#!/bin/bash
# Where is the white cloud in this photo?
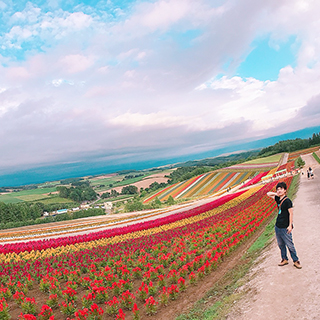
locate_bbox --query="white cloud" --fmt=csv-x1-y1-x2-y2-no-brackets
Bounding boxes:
2,8,94,51
58,54,95,74
6,66,30,80
109,111,200,130
59,12,93,30
51,79,74,87
140,0,191,31
1,0,320,174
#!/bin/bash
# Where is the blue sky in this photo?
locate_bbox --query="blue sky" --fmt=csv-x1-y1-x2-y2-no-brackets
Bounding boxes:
1,0,320,184
236,36,297,81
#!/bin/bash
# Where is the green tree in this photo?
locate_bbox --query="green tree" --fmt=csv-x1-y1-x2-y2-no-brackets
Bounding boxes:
121,185,138,195
166,195,175,206
69,189,82,202
125,200,144,212
29,204,42,220
101,192,111,199
57,186,70,198
111,189,119,198
150,197,162,209
296,156,305,168
82,187,97,201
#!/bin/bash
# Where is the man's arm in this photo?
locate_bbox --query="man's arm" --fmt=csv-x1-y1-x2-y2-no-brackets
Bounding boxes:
287,207,293,234
267,191,276,199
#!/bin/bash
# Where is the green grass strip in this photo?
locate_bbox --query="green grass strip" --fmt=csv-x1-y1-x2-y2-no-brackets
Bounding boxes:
312,152,320,164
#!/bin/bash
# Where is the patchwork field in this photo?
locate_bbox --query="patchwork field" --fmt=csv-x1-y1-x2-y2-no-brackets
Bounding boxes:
144,168,276,204
98,172,170,196
90,170,172,194
288,146,320,161
0,187,58,204
0,176,293,320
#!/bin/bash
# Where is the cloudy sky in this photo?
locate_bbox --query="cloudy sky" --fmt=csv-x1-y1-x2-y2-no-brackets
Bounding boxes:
1,0,320,181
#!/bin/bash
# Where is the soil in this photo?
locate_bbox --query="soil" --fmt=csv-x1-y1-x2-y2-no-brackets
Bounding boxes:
226,153,320,320
99,172,170,195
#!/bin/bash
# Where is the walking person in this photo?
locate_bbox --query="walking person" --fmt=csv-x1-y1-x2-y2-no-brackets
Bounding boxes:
267,181,302,269
309,167,314,179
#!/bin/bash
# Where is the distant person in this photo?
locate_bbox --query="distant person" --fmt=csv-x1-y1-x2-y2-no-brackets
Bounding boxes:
267,182,302,269
309,167,314,179
307,169,310,179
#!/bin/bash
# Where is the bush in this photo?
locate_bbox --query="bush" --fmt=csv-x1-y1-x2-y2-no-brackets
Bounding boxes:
295,156,305,168
125,201,144,212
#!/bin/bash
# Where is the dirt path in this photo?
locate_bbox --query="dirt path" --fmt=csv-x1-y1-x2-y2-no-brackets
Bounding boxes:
279,152,289,166
227,153,320,319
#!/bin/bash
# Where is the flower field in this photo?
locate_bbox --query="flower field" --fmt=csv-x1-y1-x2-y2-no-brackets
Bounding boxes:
143,154,288,204
0,177,293,319
288,146,320,161
143,170,267,203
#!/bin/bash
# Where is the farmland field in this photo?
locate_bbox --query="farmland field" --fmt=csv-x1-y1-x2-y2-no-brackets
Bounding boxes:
90,170,172,193
240,153,283,164
144,168,269,204
0,187,57,204
288,146,320,161
0,176,293,320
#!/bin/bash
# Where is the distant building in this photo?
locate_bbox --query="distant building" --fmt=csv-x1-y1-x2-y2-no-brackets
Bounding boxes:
57,209,68,214
104,202,113,214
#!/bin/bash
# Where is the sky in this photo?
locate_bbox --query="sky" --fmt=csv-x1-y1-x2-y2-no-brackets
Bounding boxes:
1,0,320,185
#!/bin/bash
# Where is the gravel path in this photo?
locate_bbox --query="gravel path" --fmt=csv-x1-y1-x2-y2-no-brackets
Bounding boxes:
227,153,320,320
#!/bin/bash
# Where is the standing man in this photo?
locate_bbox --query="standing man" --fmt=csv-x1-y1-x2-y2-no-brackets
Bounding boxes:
267,181,302,269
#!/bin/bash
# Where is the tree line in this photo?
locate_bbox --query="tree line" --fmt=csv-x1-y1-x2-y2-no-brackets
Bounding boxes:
101,185,139,199
57,185,97,202
259,132,320,157
0,202,104,230
0,202,43,225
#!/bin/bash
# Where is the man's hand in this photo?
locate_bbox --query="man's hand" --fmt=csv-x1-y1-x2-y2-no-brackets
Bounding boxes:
287,225,293,234
267,191,277,199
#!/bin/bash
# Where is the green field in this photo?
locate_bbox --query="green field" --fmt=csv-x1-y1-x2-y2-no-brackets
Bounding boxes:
89,175,123,187
32,196,75,205
241,153,282,165
90,170,168,192
95,194,134,205
0,187,57,204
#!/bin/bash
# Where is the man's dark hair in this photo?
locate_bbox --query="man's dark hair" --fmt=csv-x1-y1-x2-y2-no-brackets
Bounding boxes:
276,182,287,190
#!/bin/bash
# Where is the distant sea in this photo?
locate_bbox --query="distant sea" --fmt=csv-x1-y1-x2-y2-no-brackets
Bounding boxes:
1,125,319,188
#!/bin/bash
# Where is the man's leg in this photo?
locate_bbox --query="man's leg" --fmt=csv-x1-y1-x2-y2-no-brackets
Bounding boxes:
275,226,288,261
282,231,299,262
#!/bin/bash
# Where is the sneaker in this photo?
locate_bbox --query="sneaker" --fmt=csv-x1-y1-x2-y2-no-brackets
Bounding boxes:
278,259,289,266
293,261,302,269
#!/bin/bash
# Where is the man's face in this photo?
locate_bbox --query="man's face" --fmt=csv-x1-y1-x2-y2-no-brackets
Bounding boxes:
276,187,286,197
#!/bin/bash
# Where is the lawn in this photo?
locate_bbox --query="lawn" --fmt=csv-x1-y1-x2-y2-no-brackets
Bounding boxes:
241,153,282,165
32,196,75,205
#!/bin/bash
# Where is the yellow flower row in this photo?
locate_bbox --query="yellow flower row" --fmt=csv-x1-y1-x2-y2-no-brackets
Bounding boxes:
0,207,176,241
0,186,262,263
